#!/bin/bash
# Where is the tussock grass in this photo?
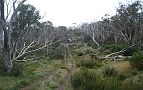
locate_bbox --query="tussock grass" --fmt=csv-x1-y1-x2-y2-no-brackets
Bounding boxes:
0,57,65,90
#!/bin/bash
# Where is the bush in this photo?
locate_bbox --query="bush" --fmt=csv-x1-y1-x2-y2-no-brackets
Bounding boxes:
49,81,59,88
102,66,118,77
120,74,143,90
71,68,121,90
97,77,121,90
71,68,97,90
74,45,95,56
87,41,98,48
12,62,23,77
77,52,83,56
103,44,139,56
85,48,98,55
48,45,65,59
123,47,140,56
103,44,127,52
76,60,102,69
130,51,143,70
0,62,23,77
17,79,30,88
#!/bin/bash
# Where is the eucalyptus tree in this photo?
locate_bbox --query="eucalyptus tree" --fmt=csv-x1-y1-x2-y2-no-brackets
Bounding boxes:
80,22,108,47
110,1,143,44
0,0,41,72
11,4,41,60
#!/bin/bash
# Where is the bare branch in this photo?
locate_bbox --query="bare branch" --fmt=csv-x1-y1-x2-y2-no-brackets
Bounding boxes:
13,41,35,60
12,38,64,61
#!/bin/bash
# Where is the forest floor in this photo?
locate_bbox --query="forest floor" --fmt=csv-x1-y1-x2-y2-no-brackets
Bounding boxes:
0,43,143,90
21,44,76,90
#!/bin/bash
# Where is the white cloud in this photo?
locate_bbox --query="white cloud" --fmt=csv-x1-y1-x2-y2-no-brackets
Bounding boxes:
26,0,137,27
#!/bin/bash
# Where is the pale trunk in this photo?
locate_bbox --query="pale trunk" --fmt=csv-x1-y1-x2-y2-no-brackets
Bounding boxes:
1,0,13,72
92,32,100,47
3,26,13,72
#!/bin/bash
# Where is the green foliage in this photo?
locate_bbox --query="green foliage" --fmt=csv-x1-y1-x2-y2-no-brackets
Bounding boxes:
103,44,127,52
86,49,97,55
83,34,98,48
49,81,59,88
77,60,102,69
71,68,96,90
48,45,65,59
83,35,91,43
0,62,23,77
102,66,118,77
17,79,30,88
71,68,121,90
0,57,64,90
11,4,41,40
123,47,140,56
120,74,143,90
130,51,143,70
73,43,86,49
111,1,143,44
87,41,98,48
77,52,83,56
102,44,139,56
73,43,96,56
96,77,121,90
74,32,81,36
12,62,23,77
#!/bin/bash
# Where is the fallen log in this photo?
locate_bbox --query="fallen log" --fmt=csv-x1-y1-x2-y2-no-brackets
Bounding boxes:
102,44,136,60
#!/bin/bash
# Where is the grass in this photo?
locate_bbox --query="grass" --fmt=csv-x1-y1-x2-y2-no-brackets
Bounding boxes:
0,57,66,90
71,60,143,90
32,68,68,90
0,43,143,90
70,44,143,90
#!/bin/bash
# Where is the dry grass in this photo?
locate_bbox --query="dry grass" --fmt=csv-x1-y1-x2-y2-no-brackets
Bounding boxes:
105,61,132,73
116,61,132,73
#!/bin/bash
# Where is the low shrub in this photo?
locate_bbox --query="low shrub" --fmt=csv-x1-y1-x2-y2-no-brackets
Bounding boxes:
120,75,143,90
116,72,132,80
74,46,95,56
130,51,143,70
17,79,30,88
87,41,98,48
103,44,139,56
97,77,121,90
102,66,118,77
48,45,65,59
12,62,23,77
76,60,102,69
123,47,140,56
86,48,96,55
71,68,121,90
0,62,23,77
71,68,96,90
48,81,59,88
102,44,127,52
77,52,83,56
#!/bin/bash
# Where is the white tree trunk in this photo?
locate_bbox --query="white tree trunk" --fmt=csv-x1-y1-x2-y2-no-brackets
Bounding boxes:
92,32,100,47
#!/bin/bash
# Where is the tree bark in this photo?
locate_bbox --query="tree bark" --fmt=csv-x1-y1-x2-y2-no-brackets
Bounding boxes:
3,24,13,72
1,0,13,72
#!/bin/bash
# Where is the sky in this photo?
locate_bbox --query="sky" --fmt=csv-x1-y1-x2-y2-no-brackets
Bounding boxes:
26,0,137,27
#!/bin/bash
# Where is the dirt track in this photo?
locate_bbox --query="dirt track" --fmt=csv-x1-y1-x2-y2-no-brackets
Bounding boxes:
56,44,76,90
21,44,76,90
